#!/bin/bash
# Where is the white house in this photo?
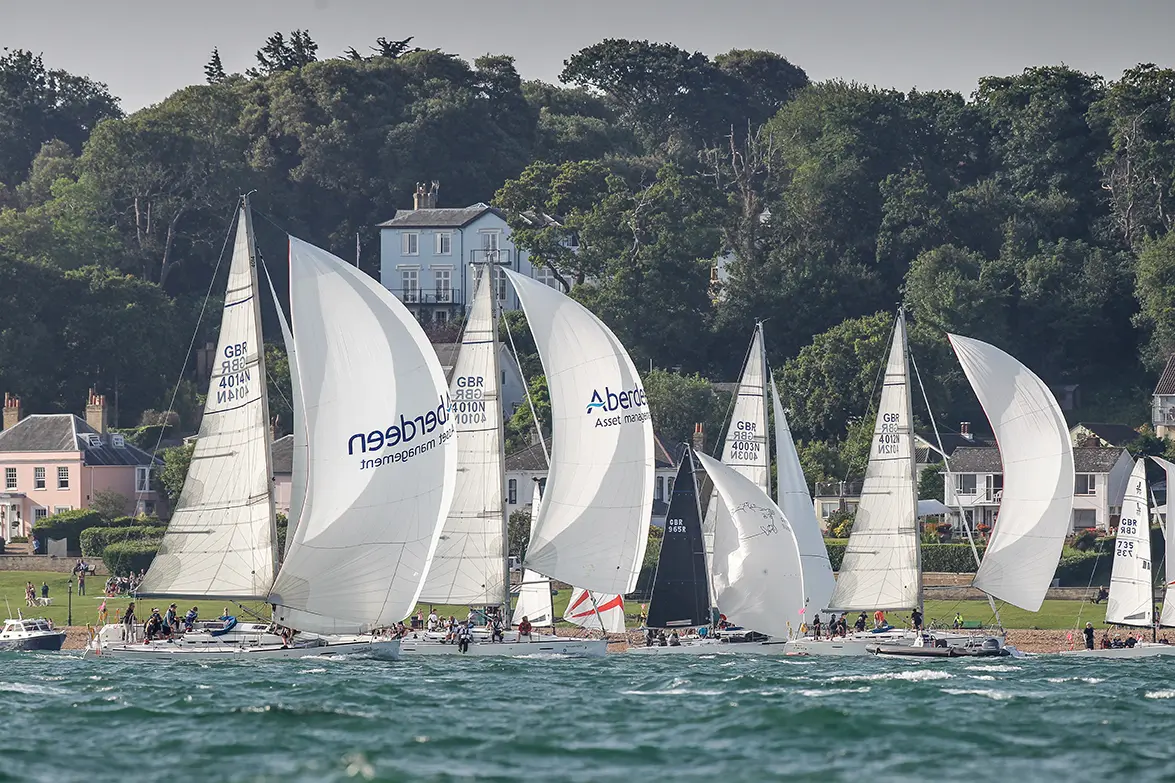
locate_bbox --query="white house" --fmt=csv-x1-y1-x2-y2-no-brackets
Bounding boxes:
1154,355,1175,438
504,434,680,527
377,183,565,324
944,445,1132,533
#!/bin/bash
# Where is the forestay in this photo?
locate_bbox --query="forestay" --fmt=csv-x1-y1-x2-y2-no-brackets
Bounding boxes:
697,453,805,639
1152,456,1175,627
139,207,277,599
1106,459,1153,627
950,334,1074,612
269,238,456,634
772,380,837,614
563,589,626,634
828,316,919,611
702,326,769,572
504,269,652,595
419,273,505,604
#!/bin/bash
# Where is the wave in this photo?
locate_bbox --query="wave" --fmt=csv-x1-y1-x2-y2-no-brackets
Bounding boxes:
941,687,1015,701
1145,690,1175,699
828,670,953,683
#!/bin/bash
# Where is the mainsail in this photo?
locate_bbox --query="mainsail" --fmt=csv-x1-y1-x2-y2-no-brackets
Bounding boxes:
949,334,1074,612
697,452,805,638
828,314,920,611
504,269,653,595
1105,459,1153,627
269,238,456,634
1151,456,1175,626
772,380,837,614
139,206,277,599
646,450,711,628
703,325,770,569
563,589,626,633
419,273,505,604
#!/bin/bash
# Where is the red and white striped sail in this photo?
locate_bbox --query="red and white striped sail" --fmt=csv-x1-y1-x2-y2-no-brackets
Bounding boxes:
563,589,626,634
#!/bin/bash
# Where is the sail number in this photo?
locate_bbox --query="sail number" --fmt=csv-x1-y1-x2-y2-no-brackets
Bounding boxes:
452,375,488,424
876,413,903,455
217,341,251,405
1118,518,1138,537
1117,539,1134,558
730,421,761,460
666,517,687,534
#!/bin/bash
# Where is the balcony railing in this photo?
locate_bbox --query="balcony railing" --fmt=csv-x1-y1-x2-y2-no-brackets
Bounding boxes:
390,288,463,305
470,248,513,266
814,480,864,498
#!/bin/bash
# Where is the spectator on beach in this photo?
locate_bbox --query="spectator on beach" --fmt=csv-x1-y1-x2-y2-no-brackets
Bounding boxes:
32,537,40,555
953,612,963,629
78,572,86,596
40,581,48,600
1083,622,1095,650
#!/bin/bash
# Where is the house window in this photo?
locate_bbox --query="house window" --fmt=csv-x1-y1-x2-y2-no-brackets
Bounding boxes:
34,467,45,490
4,467,14,490
435,268,452,303
481,230,501,251
508,479,517,505
534,266,560,290
434,310,448,324
135,467,152,493
494,268,507,302
954,474,976,495
655,476,665,502
565,231,580,249
401,269,419,303
34,508,47,521
54,506,70,515
435,232,452,256
1076,474,1097,495
402,232,420,256
1073,508,1097,528
57,466,69,490
821,502,839,518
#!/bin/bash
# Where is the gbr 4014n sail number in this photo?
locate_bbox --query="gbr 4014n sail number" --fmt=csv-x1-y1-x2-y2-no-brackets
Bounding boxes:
216,341,251,405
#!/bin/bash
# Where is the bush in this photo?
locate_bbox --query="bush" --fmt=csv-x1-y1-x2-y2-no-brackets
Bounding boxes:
102,539,160,576
826,542,985,573
33,509,105,551
8,535,28,543
827,510,854,539
80,525,166,559
1055,550,1112,586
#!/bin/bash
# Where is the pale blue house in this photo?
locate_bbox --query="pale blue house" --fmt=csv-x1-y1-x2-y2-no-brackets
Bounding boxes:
378,183,562,323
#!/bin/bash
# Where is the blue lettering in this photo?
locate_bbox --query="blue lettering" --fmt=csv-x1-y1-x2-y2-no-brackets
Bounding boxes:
348,432,367,455
386,424,401,447
367,429,384,451
425,410,437,432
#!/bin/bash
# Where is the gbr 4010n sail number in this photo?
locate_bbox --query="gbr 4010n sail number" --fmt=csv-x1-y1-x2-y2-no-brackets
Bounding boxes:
216,341,251,405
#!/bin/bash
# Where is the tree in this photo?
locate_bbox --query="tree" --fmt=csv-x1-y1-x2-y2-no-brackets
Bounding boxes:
641,370,730,452
249,30,318,77
265,342,292,436
713,49,808,125
504,375,550,453
508,508,531,561
1134,230,1175,368
346,36,418,61
919,464,945,502
158,442,194,508
204,48,227,84
91,489,131,520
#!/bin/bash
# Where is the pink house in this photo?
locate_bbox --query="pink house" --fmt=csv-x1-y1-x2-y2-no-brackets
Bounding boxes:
0,392,165,543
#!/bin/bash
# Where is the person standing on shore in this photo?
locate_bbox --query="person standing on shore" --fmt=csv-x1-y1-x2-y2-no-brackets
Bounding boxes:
1083,622,1095,650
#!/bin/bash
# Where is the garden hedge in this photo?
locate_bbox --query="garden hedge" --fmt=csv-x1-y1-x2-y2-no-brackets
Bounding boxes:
80,525,167,559
102,539,161,576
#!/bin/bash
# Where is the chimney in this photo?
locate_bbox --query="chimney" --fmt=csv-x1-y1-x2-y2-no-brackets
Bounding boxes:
413,182,426,210
2,393,22,431
960,421,972,441
692,423,705,452
427,180,439,208
85,388,108,434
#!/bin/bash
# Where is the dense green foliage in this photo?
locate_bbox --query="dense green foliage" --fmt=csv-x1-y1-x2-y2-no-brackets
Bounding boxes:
1,34,1173,476
79,525,167,559
102,539,161,576
31,509,104,551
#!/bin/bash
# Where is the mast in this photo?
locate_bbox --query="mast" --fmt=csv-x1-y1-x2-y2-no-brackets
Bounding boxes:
758,321,772,496
488,264,511,618
898,309,922,614
242,193,280,581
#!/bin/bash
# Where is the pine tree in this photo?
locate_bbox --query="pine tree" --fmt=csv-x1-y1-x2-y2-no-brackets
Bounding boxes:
204,47,227,84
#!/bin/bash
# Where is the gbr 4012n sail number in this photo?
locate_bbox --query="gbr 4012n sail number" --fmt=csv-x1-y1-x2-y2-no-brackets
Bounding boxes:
217,341,251,405
877,412,902,455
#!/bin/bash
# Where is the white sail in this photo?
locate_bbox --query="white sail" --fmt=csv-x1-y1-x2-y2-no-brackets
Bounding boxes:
1152,456,1175,626
696,452,805,638
949,334,1074,612
1106,459,1153,627
512,570,554,627
269,238,456,634
828,316,919,611
703,326,770,569
419,273,505,604
772,379,837,614
504,269,652,595
563,588,626,633
139,207,276,599
263,266,308,555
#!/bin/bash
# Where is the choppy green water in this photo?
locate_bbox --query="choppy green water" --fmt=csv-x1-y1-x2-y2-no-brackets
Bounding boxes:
3,651,1173,782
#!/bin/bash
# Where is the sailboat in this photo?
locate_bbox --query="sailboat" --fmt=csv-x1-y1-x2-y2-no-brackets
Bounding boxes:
1061,458,1175,657
399,270,609,657
89,201,455,659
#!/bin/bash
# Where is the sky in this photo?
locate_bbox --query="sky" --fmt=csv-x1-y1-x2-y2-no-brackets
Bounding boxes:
4,0,1173,112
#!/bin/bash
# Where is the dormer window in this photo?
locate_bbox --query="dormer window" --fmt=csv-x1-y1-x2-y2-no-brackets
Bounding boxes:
111,433,125,448
84,433,101,447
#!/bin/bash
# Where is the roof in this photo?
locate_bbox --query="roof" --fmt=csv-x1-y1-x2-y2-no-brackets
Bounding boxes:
0,414,161,466
948,444,1126,474
272,435,293,475
915,430,995,460
1072,422,1138,448
376,204,503,229
947,446,1003,474
1156,355,1175,395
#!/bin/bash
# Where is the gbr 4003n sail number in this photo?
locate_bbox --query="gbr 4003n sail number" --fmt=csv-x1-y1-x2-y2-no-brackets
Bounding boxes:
216,342,252,405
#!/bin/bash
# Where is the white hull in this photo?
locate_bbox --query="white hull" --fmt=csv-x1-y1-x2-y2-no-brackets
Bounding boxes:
84,622,400,660
399,634,606,658
1060,643,1175,658
782,630,919,657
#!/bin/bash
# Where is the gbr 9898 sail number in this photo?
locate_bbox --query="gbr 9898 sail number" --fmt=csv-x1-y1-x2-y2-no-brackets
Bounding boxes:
217,341,252,405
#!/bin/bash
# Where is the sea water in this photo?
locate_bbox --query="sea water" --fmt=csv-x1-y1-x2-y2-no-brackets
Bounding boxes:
2,651,1172,782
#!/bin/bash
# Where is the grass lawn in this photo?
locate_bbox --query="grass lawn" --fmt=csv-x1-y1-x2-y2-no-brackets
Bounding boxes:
921,599,1119,630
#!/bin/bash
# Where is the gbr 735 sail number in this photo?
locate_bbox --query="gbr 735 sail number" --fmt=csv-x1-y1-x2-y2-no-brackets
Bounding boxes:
217,341,252,405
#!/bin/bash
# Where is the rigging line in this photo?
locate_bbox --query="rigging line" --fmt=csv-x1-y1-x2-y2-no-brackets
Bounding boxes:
143,199,242,489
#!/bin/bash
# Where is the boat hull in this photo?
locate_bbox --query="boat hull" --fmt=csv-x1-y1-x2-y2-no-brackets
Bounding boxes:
399,635,606,658
1060,644,1175,658
84,638,400,660
0,632,67,652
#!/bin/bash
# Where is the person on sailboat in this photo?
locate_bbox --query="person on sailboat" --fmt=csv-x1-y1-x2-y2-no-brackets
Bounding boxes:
427,609,439,632
911,608,923,632
490,615,504,643
668,631,681,647
812,615,822,638
1083,622,1095,650
855,613,867,632
518,616,533,642
873,609,885,629
457,622,472,653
